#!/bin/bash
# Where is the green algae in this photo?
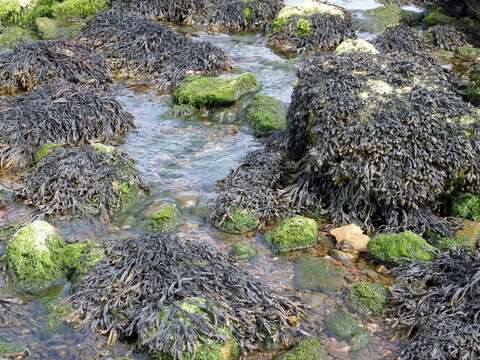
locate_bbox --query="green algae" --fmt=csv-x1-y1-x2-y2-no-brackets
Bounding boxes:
423,8,456,26
453,193,480,220
367,231,437,264
36,16,59,38
348,281,388,315
172,73,259,108
92,143,115,154
245,94,286,135
363,4,420,32
276,337,326,360
51,0,107,20
295,18,310,36
231,242,258,260
145,204,181,233
324,309,371,351
59,240,103,281
218,208,257,234
33,143,61,163
264,216,318,253
294,256,346,292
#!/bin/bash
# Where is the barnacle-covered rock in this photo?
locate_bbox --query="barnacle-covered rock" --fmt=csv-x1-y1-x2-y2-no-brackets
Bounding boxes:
245,94,286,135
15,145,147,217
374,23,434,56
267,0,355,54
0,39,111,94
76,10,231,92
276,337,326,360
145,203,181,233
294,256,346,292
217,207,257,234
427,24,469,51
264,216,318,253
0,81,134,171
367,232,437,264
348,281,388,316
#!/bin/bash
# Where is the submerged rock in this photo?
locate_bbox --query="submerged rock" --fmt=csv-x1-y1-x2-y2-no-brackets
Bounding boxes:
323,310,371,352
267,0,354,54
330,224,369,252
275,337,326,360
348,281,388,316
294,256,346,292
0,338,27,358
362,4,421,33
217,207,258,234
264,216,318,253
231,242,259,260
145,203,181,233
245,94,286,135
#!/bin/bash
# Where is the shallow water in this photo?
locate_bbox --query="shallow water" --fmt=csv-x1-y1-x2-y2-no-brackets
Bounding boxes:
0,0,405,359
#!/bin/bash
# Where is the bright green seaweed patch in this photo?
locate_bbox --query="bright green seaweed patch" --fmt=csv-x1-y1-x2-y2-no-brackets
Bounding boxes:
368,231,437,264
145,204,181,233
294,256,346,292
231,242,258,260
264,216,318,253
51,0,108,20
172,73,259,108
453,193,480,220
58,240,103,280
348,281,388,315
276,337,326,360
34,143,61,163
295,18,310,36
245,94,286,135
324,309,371,351
218,208,257,234
36,16,59,38
363,4,420,32
423,7,456,26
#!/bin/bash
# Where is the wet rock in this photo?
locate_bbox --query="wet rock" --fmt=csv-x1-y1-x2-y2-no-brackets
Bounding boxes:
324,310,371,352
231,242,259,260
452,219,480,249
45,300,76,330
330,224,369,252
245,94,286,135
294,256,346,292
145,203,181,233
348,281,388,316
217,207,258,234
335,39,378,55
51,0,107,20
264,216,318,253
275,337,327,360
367,231,437,265
328,249,353,264
362,4,421,33
267,0,354,54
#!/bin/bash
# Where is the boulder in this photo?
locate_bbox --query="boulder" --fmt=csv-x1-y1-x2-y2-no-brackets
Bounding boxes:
330,224,369,252
245,94,286,135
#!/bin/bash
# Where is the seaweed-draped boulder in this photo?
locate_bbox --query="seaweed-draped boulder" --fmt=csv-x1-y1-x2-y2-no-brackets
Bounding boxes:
0,81,134,171
75,10,231,92
68,233,302,358
267,1,355,54
285,51,480,236
0,39,111,94
15,145,146,217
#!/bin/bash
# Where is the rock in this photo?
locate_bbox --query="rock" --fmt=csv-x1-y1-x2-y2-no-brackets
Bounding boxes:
363,4,421,33
335,39,378,55
330,224,369,252
231,242,258,260
36,17,60,39
324,309,361,340
294,256,346,292
245,94,286,135
218,208,257,234
139,297,240,360
348,281,388,316
367,231,437,264
452,220,480,249
328,249,353,264
145,203,181,233
276,337,327,360
51,0,108,20
33,143,61,163
264,216,318,253
172,73,259,109
0,26,32,47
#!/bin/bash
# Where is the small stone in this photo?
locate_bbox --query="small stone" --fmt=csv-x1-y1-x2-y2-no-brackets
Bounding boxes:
231,242,259,260
330,224,369,252
375,265,388,273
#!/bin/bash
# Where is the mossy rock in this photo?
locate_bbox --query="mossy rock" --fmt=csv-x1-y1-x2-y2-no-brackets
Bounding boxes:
363,4,421,32
276,337,326,360
367,231,437,264
0,25,33,47
348,281,388,316
335,39,378,55
324,309,370,351
36,16,60,39
172,73,259,109
0,0,23,26
51,0,108,20
450,220,480,249
264,216,318,253
140,297,240,360
245,94,286,135
58,240,103,280
33,143,62,163
145,204,181,233
294,256,346,292
218,208,257,234
0,338,27,357
423,8,456,26
230,242,258,260
453,193,480,220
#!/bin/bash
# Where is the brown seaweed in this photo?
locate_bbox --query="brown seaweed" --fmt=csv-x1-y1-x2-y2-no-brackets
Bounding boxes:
0,39,111,95
68,233,303,359
0,81,134,171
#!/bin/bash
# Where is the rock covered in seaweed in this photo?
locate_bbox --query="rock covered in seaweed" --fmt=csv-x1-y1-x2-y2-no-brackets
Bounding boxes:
75,10,231,92
0,81,134,171
68,233,303,359
348,281,388,316
245,94,286,135
15,145,147,218
264,215,318,253
267,0,355,54
275,337,326,360
0,39,111,94
466,0,480,18
145,203,181,233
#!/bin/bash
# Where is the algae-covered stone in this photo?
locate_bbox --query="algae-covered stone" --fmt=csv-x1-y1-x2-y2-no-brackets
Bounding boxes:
324,309,362,340
294,256,346,292
350,329,372,352
362,4,421,33
231,242,258,260
36,16,60,39
172,73,259,108
51,0,108,20
218,208,257,234
276,337,326,360
0,0,22,25
453,193,480,220
145,204,181,233
58,240,103,280
335,39,378,55
468,64,480,102
5,220,64,290
0,25,32,47
264,216,318,253
140,297,239,360
423,8,456,26
33,143,61,163
367,231,437,264
245,94,286,135
0,338,27,357
348,281,388,315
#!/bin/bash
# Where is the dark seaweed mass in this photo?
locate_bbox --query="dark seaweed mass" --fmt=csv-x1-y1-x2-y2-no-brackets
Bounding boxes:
267,6,355,53
375,24,434,56
15,145,146,217
69,233,302,359
284,51,480,236
428,25,469,51
0,81,134,171
389,248,480,360
76,10,231,91
0,40,111,95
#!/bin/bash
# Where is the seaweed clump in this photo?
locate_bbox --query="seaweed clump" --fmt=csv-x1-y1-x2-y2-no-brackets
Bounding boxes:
76,10,231,92
15,145,146,217
0,81,134,171
374,24,434,56
0,39,111,94
389,248,480,359
68,233,302,359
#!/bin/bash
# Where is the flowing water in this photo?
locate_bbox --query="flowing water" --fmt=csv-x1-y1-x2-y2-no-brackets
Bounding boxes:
0,1,421,359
